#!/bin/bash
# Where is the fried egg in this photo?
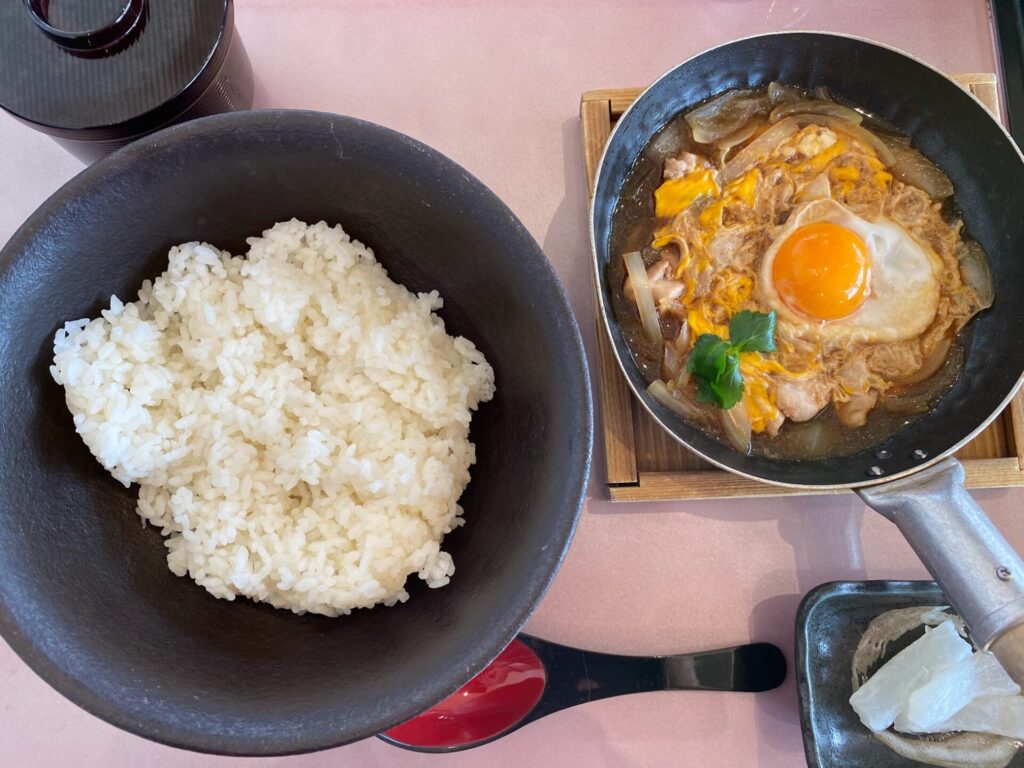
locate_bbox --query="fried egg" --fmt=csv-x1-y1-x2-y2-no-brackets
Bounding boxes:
759,199,942,344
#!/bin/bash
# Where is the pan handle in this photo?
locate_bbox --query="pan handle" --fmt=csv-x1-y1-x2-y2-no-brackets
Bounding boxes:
857,457,1024,685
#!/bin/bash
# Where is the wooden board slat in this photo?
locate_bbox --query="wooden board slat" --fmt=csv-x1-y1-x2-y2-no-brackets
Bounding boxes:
582,72,1024,501
954,412,1009,461
595,320,639,485
609,459,1024,502
630,398,709,472
1012,394,1024,469
580,96,638,485
580,99,612,197
582,87,645,116
955,73,1000,118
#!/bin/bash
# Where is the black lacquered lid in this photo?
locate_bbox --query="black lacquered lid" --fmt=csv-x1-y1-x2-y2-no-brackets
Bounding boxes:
0,0,229,135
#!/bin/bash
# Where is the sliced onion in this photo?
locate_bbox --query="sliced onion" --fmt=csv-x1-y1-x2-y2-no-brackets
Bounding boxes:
646,118,684,165
885,141,954,200
676,320,690,351
648,379,703,421
720,117,799,182
877,131,912,148
880,394,932,416
889,336,954,386
768,81,804,106
788,114,896,165
882,343,964,415
957,240,995,310
770,100,863,124
814,85,832,101
661,341,683,381
712,119,764,166
720,400,753,455
660,323,690,381
796,173,832,202
685,90,770,145
783,418,829,458
623,251,662,344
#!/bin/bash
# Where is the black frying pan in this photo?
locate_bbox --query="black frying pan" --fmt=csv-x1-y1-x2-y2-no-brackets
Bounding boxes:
591,33,1024,679
0,111,592,754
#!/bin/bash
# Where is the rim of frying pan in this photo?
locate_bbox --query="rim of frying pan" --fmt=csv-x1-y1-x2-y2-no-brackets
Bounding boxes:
589,31,1024,491
0,109,593,756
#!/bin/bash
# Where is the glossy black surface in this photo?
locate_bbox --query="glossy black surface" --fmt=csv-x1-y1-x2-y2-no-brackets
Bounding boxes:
0,0,254,160
796,580,1024,768
0,110,592,755
995,0,1024,148
384,635,787,753
592,33,1024,487
521,636,786,719
23,0,146,52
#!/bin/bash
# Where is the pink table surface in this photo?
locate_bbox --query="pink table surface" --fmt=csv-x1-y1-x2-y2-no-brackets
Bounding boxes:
0,1,1018,766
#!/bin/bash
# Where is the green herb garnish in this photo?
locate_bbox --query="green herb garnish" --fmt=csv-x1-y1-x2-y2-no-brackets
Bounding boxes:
685,310,776,409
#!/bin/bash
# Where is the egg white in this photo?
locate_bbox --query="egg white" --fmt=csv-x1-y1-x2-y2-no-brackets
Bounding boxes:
758,199,942,345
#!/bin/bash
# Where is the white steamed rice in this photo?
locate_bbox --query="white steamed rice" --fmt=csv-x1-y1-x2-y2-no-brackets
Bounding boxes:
50,219,495,616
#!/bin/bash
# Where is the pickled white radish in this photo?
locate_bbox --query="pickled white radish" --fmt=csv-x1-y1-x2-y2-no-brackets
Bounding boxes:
930,695,1024,740
895,651,1020,733
849,619,972,732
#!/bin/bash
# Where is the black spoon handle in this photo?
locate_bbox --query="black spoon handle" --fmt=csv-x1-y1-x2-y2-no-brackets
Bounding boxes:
518,636,787,726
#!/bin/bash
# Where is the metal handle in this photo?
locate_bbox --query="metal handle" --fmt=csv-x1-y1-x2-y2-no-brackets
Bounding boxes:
858,458,1024,684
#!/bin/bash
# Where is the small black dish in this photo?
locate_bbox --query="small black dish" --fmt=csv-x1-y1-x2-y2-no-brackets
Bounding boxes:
796,580,1024,768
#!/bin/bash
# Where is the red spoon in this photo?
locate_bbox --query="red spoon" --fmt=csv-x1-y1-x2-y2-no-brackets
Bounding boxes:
380,635,786,752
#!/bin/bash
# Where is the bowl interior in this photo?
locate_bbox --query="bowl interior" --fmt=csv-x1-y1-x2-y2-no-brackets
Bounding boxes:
0,111,591,754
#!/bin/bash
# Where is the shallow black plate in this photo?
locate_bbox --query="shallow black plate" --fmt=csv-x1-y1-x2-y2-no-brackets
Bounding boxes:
796,580,1024,768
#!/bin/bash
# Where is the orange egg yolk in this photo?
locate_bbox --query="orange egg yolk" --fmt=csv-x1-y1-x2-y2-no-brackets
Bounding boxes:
772,222,872,320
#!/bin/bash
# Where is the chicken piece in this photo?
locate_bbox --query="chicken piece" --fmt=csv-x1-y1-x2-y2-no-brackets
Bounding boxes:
836,355,875,395
652,279,685,304
708,226,765,270
623,258,668,302
624,257,685,304
776,376,830,422
866,342,922,382
885,182,932,227
872,335,955,387
664,152,712,179
836,390,878,427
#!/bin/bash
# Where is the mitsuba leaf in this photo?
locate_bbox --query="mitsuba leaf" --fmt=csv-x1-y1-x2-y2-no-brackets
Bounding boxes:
728,310,776,354
683,311,775,409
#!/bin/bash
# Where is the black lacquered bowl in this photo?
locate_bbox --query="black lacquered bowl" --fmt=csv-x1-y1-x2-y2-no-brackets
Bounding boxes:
0,110,592,755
